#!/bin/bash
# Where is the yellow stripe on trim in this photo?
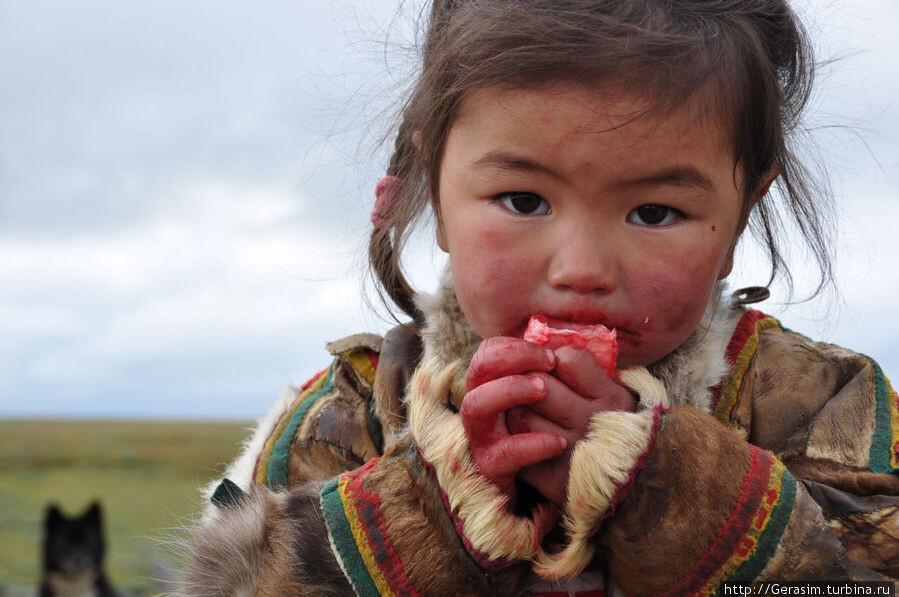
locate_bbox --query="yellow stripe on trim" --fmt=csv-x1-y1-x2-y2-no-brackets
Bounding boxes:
887,374,899,470
337,475,397,597
254,369,330,485
346,350,377,386
699,458,786,594
714,317,779,424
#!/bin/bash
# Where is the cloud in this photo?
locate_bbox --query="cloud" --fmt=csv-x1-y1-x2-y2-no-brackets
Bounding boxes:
0,1,897,418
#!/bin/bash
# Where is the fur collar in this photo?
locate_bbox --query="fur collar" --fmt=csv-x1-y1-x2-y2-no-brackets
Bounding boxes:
415,265,745,413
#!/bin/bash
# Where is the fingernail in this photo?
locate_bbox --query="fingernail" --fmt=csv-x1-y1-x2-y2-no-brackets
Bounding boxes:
544,349,556,366
530,375,546,395
558,437,568,450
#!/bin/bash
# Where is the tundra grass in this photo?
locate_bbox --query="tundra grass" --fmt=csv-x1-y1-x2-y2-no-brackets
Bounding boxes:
0,419,250,594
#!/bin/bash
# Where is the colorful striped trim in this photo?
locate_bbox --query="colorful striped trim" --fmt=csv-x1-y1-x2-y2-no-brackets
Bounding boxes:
712,310,780,424
868,361,899,473
253,348,380,489
720,462,797,588
320,461,419,597
661,448,796,596
346,349,379,386
255,363,335,488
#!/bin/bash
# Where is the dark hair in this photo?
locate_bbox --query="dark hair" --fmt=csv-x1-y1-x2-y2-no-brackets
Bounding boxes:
369,0,833,323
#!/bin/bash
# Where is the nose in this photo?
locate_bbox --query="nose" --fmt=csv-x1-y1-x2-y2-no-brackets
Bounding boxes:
546,227,618,295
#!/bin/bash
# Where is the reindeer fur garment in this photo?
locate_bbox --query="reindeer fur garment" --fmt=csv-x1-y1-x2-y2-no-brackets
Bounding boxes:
175,264,899,594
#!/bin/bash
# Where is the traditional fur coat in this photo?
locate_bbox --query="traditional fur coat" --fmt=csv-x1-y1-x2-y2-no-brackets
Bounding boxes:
175,274,899,595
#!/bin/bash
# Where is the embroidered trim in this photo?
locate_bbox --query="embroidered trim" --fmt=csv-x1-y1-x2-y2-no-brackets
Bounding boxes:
660,448,796,596
253,348,380,488
721,462,797,588
347,350,379,386
868,361,899,473
256,364,336,488
712,310,780,423
321,461,419,597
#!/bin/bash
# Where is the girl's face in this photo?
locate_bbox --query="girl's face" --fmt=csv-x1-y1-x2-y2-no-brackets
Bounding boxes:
436,84,758,368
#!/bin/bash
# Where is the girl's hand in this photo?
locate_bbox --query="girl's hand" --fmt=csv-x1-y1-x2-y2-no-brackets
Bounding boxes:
508,345,636,504
460,336,568,498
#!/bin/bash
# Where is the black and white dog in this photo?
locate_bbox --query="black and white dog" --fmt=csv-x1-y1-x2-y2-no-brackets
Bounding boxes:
39,501,117,597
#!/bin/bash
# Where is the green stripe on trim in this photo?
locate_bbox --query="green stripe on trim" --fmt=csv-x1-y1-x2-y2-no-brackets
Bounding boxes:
718,469,798,589
868,360,897,474
321,476,380,597
266,363,337,489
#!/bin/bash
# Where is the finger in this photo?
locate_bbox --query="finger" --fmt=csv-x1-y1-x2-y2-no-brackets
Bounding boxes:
553,345,636,411
461,375,546,424
467,336,556,391
520,373,597,430
478,433,568,481
506,405,570,438
518,459,570,505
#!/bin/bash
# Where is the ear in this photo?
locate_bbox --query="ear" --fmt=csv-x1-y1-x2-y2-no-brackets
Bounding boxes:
84,501,102,525
754,164,780,203
414,129,450,253
436,221,449,253
719,164,781,280
45,503,63,529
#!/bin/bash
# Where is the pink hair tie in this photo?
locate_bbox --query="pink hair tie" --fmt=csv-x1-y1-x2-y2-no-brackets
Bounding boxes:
371,175,402,228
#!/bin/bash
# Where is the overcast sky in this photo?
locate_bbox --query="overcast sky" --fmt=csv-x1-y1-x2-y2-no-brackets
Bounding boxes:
1,1,897,419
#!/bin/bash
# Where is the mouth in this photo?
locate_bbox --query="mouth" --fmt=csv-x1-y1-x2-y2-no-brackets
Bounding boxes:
523,312,638,337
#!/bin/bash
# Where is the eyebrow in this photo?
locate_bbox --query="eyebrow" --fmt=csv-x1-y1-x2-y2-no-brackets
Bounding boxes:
470,150,716,193
470,150,560,178
622,167,716,193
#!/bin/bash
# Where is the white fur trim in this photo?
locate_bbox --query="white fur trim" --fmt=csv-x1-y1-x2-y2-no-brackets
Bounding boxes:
408,357,554,563
647,286,744,412
415,264,481,369
532,367,665,580
200,387,295,523
619,366,670,410
533,404,658,580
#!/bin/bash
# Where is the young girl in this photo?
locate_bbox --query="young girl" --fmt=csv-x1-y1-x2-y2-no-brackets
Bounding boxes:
178,1,899,594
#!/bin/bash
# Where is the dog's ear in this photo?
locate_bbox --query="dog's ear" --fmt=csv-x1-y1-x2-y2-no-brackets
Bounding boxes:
83,501,102,526
45,503,63,530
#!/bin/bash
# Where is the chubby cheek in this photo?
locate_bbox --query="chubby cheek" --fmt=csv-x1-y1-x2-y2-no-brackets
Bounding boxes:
620,263,720,367
452,245,536,338
454,258,520,335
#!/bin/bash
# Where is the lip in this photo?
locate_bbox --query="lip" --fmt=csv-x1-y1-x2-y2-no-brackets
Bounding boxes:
518,312,640,337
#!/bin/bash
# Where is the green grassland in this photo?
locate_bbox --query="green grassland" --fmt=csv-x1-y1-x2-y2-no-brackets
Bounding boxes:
0,419,251,595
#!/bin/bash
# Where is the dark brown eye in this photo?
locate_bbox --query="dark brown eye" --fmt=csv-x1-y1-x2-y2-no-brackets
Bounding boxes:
498,192,551,215
627,204,680,226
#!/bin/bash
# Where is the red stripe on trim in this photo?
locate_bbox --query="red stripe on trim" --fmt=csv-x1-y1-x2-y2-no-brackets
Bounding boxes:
710,309,771,408
660,448,774,596
301,367,330,391
343,460,419,596
724,310,770,365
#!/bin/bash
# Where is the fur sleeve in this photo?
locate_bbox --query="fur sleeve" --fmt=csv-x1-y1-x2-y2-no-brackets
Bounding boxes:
174,483,353,597
595,406,890,595
529,361,897,592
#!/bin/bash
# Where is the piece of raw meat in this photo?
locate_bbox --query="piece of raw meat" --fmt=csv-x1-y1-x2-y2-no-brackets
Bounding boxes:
523,315,618,376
